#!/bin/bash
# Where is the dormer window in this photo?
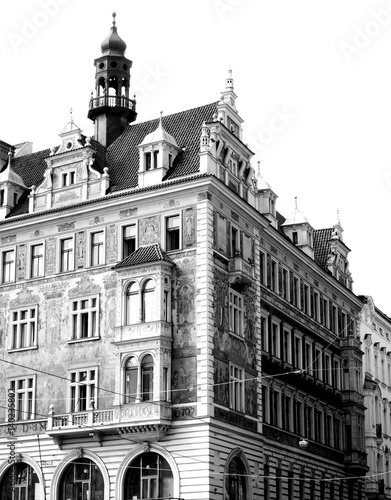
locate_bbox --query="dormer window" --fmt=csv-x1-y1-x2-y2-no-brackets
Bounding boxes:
62,171,76,187
292,232,298,245
0,190,4,206
153,150,159,169
13,193,17,206
169,154,172,168
145,152,152,171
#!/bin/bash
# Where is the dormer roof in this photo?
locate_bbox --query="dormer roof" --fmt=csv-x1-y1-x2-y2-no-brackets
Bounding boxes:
139,114,179,148
112,243,174,269
0,152,26,188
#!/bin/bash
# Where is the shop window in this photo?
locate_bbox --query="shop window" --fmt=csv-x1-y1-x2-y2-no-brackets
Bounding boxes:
124,452,173,500
0,463,40,500
227,457,247,500
59,458,104,500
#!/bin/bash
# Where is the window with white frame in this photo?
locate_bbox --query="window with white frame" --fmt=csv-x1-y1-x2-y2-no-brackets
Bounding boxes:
124,354,155,403
90,231,105,266
62,170,76,187
125,279,157,325
10,306,38,350
69,368,96,412
229,288,243,336
122,224,137,258
70,296,99,340
165,214,180,251
229,364,245,412
30,243,44,278
9,377,35,420
60,237,74,272
142,279,155,322
2,249,15,283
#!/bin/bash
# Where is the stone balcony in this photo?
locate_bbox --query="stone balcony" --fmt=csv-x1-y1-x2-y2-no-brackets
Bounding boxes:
47,401,171,446
114,320,172,344
229,256,254,285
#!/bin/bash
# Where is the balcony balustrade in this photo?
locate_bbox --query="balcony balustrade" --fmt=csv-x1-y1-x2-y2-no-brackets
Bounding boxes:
229,255,254,285
89,95,136,111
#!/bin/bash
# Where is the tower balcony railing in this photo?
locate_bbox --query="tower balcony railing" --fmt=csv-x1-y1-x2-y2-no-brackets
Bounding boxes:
89,95,136,111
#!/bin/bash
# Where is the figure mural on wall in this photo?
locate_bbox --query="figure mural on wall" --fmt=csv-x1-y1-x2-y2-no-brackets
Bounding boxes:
178,284,195,324
243,287,255,342
214,360,229,408
216,213,227,254
183,207,196,248
76,231,86,268
139,215,160,246
213,268,229,333
16,244,26,280
106,224,117,263
46,237,56,274
172,357,196,404
245,378,257,417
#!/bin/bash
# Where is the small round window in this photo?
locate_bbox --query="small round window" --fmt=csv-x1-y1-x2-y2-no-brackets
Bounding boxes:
110,61,118,68
66,141,73,150
99,62,105,69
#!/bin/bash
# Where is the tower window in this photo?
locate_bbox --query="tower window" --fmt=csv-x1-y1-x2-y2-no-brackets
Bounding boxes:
13,193,18,206
292,231,298,244
0,190,4,206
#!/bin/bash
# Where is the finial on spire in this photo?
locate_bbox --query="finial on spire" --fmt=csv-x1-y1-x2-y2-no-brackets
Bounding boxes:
294,196,298,210
7,149,13,168
336,208,341,225
257,160,261,179
112,12,117,27
225,66,234,90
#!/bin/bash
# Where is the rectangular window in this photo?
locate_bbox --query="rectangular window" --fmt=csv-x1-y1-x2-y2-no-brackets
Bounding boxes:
304,341,312,374
145,152,152,171
91,231,104,266
271,322,280,358
294,334,302,369
70,368,96,412
122,224,136,258
283,328,292,364
0,190,4,206
260,251,266,285
10,307,37,350
261,315,268,352
31,243,44,277
229,364,244,412
153,150,159,169
9,377,35,420
271,260,277,292
229,288,243,336
293,275,300,307
282,268,289,300
231,226,239,258
324,354,332,386
71,296,98,340
314,347,322,380
60,238,74,272
2,249,15,283
166,215,180,251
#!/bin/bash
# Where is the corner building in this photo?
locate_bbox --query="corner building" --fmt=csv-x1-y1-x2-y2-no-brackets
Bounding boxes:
0,16,368,500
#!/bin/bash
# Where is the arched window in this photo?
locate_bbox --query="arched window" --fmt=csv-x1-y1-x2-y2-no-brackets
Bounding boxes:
126,282,138,325
124,452,173,500
0,463,40,500
59,458,104,500
108,76,118,96
142,279,155,322
226,457,247,500
125,356,138,404
98,77,106,97
141,354,154,401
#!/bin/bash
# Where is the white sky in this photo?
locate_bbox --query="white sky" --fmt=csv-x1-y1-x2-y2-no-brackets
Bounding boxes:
1,0,390,315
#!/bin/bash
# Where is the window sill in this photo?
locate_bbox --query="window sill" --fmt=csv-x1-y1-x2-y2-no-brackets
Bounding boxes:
67,336,100,344
8,346,38,353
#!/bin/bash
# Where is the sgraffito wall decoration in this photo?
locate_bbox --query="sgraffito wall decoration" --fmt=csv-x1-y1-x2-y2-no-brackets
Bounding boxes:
16,244,26,280
76,231,86,268
212,269,257,417
45,237,56,274
182,207,197,248
139,215,160,246
106,224,117,263
171,251,197,404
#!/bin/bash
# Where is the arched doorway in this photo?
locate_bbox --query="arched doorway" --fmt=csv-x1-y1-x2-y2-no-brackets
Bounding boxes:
0,462,40,500
58,457,104,500
124,452,173,500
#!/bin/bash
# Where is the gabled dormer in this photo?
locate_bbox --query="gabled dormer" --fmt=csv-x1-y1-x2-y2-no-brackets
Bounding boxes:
326,213,353,290
29,113,109,213
199,71,257,208
217,68,244,141
138,113,181,188
282,198,314,258
256,162,278,229
0,150,27,219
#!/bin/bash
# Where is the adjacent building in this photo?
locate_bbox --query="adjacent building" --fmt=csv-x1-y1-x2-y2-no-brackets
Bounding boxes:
0,14,372,500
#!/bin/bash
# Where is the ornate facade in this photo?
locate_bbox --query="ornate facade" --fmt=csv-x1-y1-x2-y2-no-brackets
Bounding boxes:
0,14,371,500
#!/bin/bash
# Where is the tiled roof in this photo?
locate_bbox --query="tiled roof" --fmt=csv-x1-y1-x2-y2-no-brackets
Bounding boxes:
112,244,174,269
106,102,218,191
313,228,333,270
